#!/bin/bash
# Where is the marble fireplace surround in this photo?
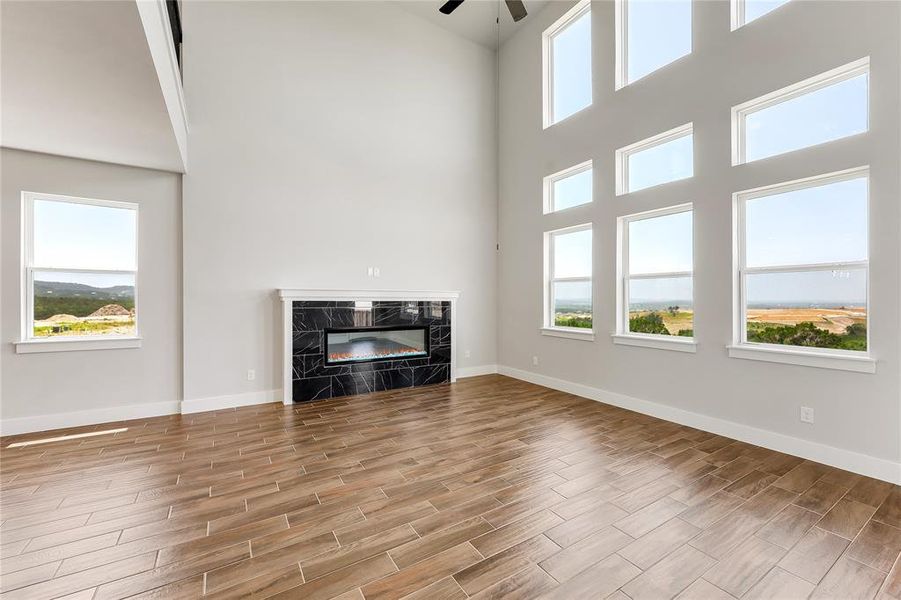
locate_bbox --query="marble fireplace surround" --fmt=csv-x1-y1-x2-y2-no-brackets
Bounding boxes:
279,289,460,404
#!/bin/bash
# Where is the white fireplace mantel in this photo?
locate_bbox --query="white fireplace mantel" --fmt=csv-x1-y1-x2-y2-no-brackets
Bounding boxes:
279,289,460,404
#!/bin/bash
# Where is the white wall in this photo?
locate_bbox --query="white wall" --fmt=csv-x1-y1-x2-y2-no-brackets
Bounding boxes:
498,1,901,478
0,149,182,433
180,1,498,405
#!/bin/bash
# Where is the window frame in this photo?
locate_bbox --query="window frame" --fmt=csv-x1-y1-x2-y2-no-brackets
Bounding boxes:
543,160,593,214
542,0,592,129
615,0,693,89
18,191,141,353
543,223,594,340
731,0,790,30
615,122,694,196
731,57,870,165
614,203,696,353
730,167,874,373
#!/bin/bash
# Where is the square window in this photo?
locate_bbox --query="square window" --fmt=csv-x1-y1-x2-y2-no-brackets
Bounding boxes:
616,123,693,195
733,58,869,164
544,161,592,213
619,206,693,339
617,0,692,88
735,168,869,354
543,0,592,127
733,0,791,29
23,193,138,340
545,225,592,331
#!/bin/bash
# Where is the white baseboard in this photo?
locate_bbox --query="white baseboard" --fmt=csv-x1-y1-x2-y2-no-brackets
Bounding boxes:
498,365,901,485
180,389,283,414
0,400,181,437
457,364,499,378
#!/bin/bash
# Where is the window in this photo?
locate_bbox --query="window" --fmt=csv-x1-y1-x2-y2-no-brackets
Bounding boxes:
21,192,138,349
616,0,692,88
616,123,693,195
732,0,791,29
616,205,694,351
544,225,592,335
544,161,592,213
543,0,592,127
733,168,871,370
733,58,869,164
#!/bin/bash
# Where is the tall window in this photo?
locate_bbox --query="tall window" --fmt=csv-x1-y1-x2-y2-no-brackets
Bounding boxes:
733,0,791,29
543,0,592,127
733,58,869,164
618,205,694,343
617,0,692,88
734,168,868,356
545,225,592,331
616,123,693,195
544,161,592,213
22,192,138,341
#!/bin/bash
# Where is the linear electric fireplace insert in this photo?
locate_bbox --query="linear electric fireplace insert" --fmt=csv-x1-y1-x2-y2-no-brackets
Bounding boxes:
325,326,429,364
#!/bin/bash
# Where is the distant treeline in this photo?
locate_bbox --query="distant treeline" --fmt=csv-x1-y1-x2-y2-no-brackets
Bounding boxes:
747,321,866,351
34,297,135,320
629,312,693,337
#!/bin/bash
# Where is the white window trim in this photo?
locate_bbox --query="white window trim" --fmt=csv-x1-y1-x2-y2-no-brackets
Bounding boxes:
615,123,693,196
615,0,693,89
18,191,141,353
731,167,873,373
731,0,789,30
543,223,593,337
731,57,870,165
542,0,592,129
615,203,696,353
543,160,593,214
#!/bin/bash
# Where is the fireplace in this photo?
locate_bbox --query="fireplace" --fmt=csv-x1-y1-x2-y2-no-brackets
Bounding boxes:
325,326,428,364
279,290,458,403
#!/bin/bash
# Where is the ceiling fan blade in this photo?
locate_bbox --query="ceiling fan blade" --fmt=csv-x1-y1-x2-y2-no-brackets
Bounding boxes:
439,0,465,15
505,0,527,21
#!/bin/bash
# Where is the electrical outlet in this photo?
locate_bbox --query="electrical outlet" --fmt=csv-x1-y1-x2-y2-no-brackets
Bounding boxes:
532,356,539,366
800,406,814,424
247,369,256,381
464,349,471,359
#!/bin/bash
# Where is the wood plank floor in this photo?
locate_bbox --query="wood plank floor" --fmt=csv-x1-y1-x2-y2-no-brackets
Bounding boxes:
1,374,898,599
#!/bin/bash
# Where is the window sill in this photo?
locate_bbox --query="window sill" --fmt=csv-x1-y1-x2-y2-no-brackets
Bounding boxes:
541,327,595,341
727,344,875,374
612,334,697,353
15,337,143,354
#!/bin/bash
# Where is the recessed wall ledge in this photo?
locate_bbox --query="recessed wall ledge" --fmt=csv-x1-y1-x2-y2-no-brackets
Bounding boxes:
541,327,595,341
15,337,142,354
612,333,697,353
727,344,876,374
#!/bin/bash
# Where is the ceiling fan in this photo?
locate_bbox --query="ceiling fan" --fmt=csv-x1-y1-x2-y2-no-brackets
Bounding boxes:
439,0,528,22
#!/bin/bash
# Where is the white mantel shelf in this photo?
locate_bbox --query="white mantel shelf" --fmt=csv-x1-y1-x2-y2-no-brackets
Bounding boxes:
279,289,461,404
279,289,460,301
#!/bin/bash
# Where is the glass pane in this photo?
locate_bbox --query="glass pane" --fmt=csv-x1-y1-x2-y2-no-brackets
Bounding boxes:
552,168,592,211
553,280,592,329
553,228,592,278
33,199,136,270
628,210,692,275
326,328,427,363
744,0,791,25
745,72,868,162
552,9,592,123
32,271,136,338
627,0,692,83
628,277,693,337
746,176,867,268
628,133,693,192
745,269,867,351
